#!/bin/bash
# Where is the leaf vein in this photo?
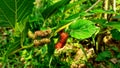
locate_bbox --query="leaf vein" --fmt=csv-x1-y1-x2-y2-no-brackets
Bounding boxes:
17,0,26,12
18,4,29,21
2,0,14,13
0,8,13,27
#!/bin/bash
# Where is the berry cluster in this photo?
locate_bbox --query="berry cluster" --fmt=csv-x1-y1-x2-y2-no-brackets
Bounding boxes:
28,29,51,46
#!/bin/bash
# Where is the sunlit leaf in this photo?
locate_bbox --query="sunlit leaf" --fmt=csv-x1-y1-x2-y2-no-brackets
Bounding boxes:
90,9,115,14
90,9,105,13
69,19,99,40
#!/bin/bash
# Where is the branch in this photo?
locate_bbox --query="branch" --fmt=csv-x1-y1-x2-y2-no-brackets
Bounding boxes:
103,0,109,19
113,0,116,12
9,43,34,55
85,0,101,12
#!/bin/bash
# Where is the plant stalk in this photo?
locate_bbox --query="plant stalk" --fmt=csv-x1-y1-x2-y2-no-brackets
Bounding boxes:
85,0,101,12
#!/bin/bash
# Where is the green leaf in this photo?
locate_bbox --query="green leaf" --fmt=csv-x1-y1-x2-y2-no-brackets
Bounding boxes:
95,50,112,61
21,21,29,46
111,29,120,41
0,0,34,27
69,19,99,40
42,0,70,19
66,12,93,21
108,62,120,68
91,19,107,25
56,19,73,29
111,46,119,52
112,15,120,19
64,0,83,11
66,13,80,20
90,9,106,13
47,38,55,57
90,9,115,14
4,38,20,57
117,53,120,58
106,22,120,31
13,18,29,39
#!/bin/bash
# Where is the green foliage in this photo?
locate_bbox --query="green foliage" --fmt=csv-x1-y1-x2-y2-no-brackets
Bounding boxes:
69,19,99,40
95,50,112,61
112,15,120,19
91,9,116,14
111,46,119,52
29,8,44,31
42,0,70,19
91,19,107,26
106,22,120,31
108,62,120,68
111,29,120,41
64,0,83,11
4,38,20,57
0,0,34,27
117,53,120,58
48,38,55,56
1,0,120,67
0,0,34,58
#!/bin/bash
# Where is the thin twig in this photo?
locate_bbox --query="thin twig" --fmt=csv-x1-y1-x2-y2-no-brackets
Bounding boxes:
85,0,101,12
10,44,34,55
49,56,53,68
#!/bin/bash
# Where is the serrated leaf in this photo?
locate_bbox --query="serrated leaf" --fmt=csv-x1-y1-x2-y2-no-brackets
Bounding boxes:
69,19,99,40
0,0,34,27
95,50,112,61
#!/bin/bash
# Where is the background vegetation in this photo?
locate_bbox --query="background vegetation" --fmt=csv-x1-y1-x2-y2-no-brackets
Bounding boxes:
0,0,120,68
